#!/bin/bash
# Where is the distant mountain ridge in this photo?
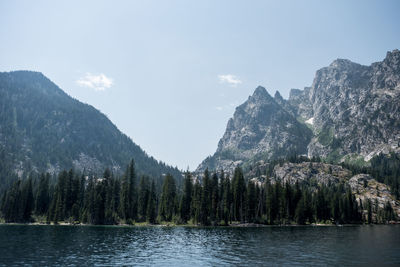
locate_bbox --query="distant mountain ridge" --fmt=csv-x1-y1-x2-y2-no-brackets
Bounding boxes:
0,71,181,180
198,49,400,172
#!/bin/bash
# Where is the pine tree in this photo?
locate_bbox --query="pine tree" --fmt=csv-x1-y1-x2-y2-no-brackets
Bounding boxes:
210,172,219,223
179,171,193,223
119,166,130,222
158,174,177,222
20,178,34,222
128,159,137,221
138,176,150,222
222,174,232,225
35,173,50,215
200,169,211,225
265,177,274,224
232,167,246,222
246,181,257,223
146,180,157,224
191,180,202,224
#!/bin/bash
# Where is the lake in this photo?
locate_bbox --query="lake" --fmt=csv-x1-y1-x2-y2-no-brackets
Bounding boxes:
0,225,399,266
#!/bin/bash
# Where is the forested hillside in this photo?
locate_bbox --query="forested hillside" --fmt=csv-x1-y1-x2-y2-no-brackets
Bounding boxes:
0,71,182,192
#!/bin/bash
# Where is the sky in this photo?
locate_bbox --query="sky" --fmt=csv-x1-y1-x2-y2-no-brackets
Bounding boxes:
0,0,399,170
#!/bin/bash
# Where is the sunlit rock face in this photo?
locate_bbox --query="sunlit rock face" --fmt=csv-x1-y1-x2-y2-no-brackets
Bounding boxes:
307,49,400,161
197,86,312,173
198,49,400,173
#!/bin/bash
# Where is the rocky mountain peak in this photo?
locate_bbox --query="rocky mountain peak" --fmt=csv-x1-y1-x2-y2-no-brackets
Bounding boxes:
196,85,313,173
251,86,271,101
384,49,400,64
328,58,362,70
288,88,302,99
198,49,400,173
274,90,283,101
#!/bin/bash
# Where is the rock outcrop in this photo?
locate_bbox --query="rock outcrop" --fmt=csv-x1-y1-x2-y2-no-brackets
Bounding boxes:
270,162,400,220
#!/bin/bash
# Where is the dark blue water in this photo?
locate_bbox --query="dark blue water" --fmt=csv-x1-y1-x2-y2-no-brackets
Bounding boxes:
0,225,399,266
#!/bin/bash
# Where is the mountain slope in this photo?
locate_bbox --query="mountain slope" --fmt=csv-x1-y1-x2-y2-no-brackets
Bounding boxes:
197,86,313,172
307,49,400,161
0,71,181,179
198,49,400,172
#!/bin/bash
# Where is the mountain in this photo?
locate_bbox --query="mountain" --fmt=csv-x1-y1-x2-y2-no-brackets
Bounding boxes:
0,71,181,181
197,86,313,172
307,49,400,162
198,49,400,172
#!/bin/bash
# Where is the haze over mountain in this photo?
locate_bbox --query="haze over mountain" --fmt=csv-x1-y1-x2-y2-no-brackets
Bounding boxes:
0,71,181,180
198,49,400,173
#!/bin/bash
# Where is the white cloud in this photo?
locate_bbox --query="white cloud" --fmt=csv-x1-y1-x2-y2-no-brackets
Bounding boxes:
215,106,223,111
218,74,242,87
76,73,113,91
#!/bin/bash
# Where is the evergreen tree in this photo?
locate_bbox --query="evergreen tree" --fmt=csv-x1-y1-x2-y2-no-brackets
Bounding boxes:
246,180,257,223
128,159,138,221
232,167,246,222
35,173,50,215
146,180,157,224
222,174,232,225
138,176,150,222
191,180,202,224
200,169,211,225
119,166,130,221
179,171,193,223
210,172,219,223
20,178,34,222
158,174,177,222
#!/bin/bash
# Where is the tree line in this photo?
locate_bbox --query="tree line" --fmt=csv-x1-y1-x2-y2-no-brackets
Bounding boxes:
0,159,396,225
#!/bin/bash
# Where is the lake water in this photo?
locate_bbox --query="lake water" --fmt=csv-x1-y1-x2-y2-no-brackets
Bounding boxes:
0,225,399,266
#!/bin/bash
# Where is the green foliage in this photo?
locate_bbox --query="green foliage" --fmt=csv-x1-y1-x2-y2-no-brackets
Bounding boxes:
342,152,400,199
0,160,393,226
158,174,177,222
146,180,157,224
232,167,246,223
179,171,193,223
0,71,182,191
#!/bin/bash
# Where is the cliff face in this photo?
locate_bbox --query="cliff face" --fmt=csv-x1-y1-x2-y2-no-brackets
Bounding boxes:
196,86,312,173
307,49,400,161
198,49,400,172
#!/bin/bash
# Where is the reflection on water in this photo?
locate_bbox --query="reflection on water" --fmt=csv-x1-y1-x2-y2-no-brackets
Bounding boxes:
0,225,400,266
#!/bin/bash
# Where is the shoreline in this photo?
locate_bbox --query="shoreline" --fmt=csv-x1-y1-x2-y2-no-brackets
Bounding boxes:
1,221,399,227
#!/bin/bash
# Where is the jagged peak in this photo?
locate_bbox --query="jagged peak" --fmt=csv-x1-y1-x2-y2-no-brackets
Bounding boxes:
274,90,283,100
329,58,360,68
386,49,400,58
251,86,272,100
383,49,400,65
288,88,302,99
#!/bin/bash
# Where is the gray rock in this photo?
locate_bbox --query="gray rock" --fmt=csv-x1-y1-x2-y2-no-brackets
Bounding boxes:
196,86,312,173
198,49,400,172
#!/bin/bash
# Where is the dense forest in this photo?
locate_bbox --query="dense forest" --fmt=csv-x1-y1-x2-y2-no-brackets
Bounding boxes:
0,71,182,192
1,158,397,226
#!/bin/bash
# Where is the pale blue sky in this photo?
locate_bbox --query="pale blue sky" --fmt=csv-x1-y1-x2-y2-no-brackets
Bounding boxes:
1,0,399,170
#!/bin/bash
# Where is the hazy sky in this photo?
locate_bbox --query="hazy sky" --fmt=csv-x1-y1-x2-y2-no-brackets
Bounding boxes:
1,0,399,170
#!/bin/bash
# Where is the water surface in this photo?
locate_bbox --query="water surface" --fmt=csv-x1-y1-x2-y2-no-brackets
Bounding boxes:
0,225,399,266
